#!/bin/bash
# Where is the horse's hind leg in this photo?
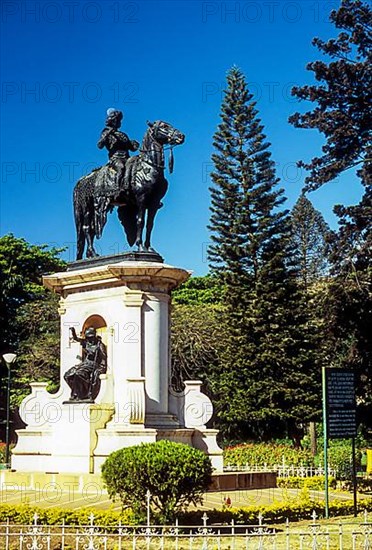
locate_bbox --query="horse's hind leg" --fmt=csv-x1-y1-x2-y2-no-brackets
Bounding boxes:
75,210,85,260
76,229,85,260
87,228,99,258
74,188,85,260
83,210,98,258
84,229,98,258
135,201,146,251
144,204,158,251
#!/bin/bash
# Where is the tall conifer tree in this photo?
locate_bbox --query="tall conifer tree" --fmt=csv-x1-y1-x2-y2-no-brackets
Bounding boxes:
290,196,332,452
208,67,319,443
290,195,331,289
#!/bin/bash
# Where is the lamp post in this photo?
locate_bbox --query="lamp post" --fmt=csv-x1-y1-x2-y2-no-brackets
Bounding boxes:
2,353,17,468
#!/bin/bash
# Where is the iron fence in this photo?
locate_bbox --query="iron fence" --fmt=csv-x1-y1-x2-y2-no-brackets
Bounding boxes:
0,510,371,549
224,464,338,478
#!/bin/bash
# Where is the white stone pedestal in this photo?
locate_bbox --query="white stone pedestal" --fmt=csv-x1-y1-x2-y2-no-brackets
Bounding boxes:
12,259,223,472
51,403,114,473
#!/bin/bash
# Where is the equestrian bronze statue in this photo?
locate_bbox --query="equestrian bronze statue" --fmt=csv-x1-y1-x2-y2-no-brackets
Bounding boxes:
73,110,185,260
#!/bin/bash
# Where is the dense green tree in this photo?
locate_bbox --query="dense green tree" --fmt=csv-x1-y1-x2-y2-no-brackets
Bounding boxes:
208,67,320,444
324,190,372,431
289,0,371,433
170,302,224,394
290,197,332,453
172,275,223,306
101,440,212,523
170,276,226,422
331,187,371,294
290,195,331,289
208,67,285,283
0,235,65,436
11,293,61,406
0,234,65,354
289,0,372,190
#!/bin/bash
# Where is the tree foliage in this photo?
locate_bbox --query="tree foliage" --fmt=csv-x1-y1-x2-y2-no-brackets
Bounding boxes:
101,440,213,523
172,275,223,306
0,234,65,354
290,195,331,288
208,67,320,444
289,0,372,190
208,67,287,280
289,0,371,434
170,275,225,397
170,303,224,393
11,293,61,406
324,190,372,431
0,235,65,432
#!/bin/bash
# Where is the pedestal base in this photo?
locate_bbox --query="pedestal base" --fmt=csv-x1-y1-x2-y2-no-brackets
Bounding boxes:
51,403,114,473
12,425,223,473
12,260,223,474
12,404,114,474
11,429,53,472
145,413,180,429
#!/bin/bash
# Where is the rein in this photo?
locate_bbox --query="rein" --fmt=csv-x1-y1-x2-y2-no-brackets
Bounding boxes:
138,125,176,172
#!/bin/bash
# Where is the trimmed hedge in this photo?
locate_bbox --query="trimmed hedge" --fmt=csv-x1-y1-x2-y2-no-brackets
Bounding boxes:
1,498,371,526
224,443,313,469
339,478,372,494
277,476,337,490
181,498,372,525
0,443,5,464
0,504,134,526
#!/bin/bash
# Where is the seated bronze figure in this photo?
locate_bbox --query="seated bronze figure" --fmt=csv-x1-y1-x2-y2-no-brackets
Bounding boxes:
64,327,107,402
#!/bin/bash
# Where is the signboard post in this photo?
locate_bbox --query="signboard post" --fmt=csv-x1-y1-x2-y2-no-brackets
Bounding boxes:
322,368,357,518
322,367,329,518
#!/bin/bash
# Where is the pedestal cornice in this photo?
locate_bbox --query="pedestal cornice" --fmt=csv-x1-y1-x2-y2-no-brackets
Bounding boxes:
43,261,191,294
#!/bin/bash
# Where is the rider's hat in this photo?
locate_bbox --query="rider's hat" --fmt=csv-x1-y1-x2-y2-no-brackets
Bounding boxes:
106,108,123,120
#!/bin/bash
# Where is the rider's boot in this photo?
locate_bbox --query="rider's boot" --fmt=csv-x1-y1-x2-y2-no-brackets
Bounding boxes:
121,164,132,196
122,174,130,195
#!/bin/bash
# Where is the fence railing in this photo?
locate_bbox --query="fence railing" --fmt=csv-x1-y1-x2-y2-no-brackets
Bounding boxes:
224,463,338,477
1,510,371,549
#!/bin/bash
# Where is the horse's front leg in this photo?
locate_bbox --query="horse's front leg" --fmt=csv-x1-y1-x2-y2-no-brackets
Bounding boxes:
135,201,146,251
144,203,159,251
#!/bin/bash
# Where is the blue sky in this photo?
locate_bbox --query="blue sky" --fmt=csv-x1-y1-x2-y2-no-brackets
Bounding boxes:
0,0,363,275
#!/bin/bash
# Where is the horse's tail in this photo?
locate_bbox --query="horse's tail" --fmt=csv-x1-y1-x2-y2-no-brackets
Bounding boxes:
117,204,137,247
73,178,87,260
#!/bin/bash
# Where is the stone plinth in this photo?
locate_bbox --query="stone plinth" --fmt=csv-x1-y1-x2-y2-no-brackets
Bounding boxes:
12,260,223,472
51,403,114,473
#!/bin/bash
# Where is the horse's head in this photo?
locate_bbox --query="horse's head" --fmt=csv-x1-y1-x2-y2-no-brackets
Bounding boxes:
147,120,185,146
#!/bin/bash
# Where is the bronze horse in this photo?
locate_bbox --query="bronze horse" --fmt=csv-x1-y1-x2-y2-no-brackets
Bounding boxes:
73,120,185,260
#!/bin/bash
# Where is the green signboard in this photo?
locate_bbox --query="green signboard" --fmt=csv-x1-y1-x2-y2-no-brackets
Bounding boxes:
325,368,356,439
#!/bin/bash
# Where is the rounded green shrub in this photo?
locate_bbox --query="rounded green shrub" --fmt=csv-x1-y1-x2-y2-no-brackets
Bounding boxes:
101,440,213,523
